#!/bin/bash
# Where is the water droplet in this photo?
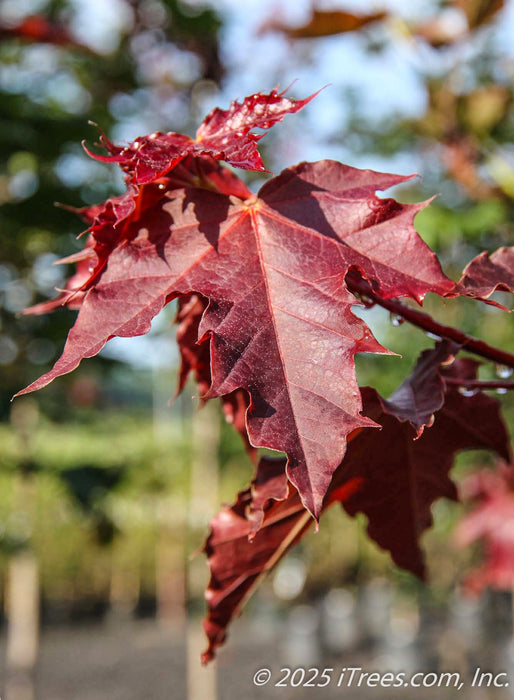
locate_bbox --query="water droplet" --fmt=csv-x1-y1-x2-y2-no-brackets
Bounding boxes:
495,364,513,379
496,387,508,395
458,386,478,397
389,312,404,327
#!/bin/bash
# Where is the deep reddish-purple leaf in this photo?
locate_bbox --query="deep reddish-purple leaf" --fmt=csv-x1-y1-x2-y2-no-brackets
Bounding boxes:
220,389,253,455
454,246,514,302
381,339,459,436
202,462,306,664
201,453,362,663
340,375,510,578
245,456,291,536
202,345,510,661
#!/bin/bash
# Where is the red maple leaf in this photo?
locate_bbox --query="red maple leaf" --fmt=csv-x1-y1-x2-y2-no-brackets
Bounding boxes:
201,345,510,661
84,88,319,184
202,453,363,663
34,159,255,312
17,150,454,517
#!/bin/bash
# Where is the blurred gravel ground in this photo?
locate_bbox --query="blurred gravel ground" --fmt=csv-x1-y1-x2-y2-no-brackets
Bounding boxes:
0,617,511,700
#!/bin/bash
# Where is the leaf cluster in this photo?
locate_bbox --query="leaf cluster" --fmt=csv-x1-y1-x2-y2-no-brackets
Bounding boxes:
14,88,514,661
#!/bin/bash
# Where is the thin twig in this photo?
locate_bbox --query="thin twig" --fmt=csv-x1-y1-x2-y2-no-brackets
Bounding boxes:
345,271,514,370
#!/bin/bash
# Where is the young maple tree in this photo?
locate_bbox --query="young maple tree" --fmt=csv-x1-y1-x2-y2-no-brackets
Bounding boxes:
14,88,514,662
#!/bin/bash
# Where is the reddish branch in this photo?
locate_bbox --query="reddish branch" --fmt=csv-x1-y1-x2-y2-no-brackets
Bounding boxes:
346,270,514,372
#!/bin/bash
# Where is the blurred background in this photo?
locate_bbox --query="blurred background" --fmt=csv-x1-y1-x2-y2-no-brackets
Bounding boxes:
1,0,514,698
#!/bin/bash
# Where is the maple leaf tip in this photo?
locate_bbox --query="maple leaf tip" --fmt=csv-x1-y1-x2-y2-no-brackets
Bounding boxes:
279,79,296,93
81,139,93,158
11,384,32,401
315,83,331,96
53,200,69,211
308,498,323,522
200,648,213,665
82,139,117,163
